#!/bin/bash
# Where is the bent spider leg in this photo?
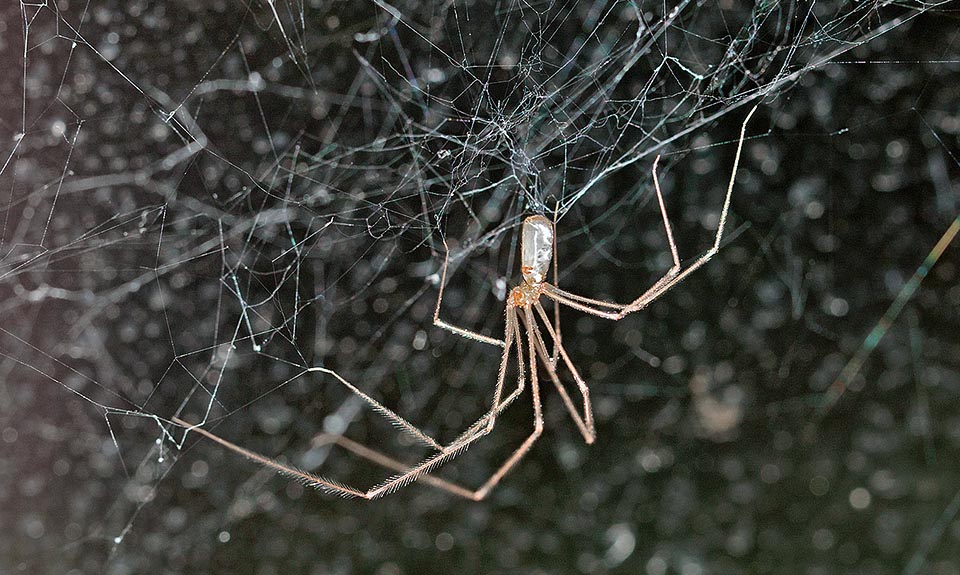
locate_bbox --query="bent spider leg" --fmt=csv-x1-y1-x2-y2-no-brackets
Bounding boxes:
544,105,759,320
451,307,526,445
487,306,517,427
364,311,528,498
364,425,491,498
468,307,546,500
176,307,529,501
542,255,679,320
542,284,625,320
434,238,506,348
613,104,759,317
367,307,546,500
300,298,520,453
610,154,685,312
304,366,445,451
545,283,624,309
311,434,479,500
445,309,526,449
175,416,485,500
175,411,493,501
651,153,682,272
172,417,367,499
544,279,688,322
446,306,521,445
320,309,546,501
359,312,523,497
531,302,595,443
538,153,681,317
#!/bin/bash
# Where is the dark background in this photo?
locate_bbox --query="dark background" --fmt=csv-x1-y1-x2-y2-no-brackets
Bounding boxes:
2,1,959,574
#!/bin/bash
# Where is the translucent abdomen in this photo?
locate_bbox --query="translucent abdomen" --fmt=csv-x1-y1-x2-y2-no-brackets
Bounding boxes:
521,215,553,284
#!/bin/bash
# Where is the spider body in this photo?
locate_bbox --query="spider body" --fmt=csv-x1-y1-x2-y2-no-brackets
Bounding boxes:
510,215,554,309
175,106,758,501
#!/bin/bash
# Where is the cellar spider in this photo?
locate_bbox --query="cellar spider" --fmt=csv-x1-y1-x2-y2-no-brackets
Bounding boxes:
174,106,758,501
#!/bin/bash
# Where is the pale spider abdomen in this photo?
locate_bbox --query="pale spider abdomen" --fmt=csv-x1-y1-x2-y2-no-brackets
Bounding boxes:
521,215,553,285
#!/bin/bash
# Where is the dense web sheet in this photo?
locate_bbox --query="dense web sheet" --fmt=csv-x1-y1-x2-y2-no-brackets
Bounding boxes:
2,1,960,573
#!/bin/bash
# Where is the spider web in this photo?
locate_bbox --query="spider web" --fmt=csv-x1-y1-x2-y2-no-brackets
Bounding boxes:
2,0,959,573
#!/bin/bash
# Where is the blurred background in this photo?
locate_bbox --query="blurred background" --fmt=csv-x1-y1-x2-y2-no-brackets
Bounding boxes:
1,1,959,573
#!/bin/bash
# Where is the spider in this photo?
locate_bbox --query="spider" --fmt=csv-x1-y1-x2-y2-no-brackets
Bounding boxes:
174,106,758,501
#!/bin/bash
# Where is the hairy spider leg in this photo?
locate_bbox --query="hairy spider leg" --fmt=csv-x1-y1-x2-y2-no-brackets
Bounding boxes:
540,104,759,320
308,434,478,499
173,305,530,500
363,306,543,500
369,305,543,500
352,306,546,501
320,301,595,498
312,307,530,500
434,238,506,348
531,301,595,443
174,303,554,501
175,106,759,500
467,307,544,501
179,365,450,452
303,367,445,451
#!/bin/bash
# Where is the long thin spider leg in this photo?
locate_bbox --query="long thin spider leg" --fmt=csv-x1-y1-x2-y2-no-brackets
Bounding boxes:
364,311,530,498
337,310,529,499
551,199,562,366
468,308,545,501
545,274,675,315
266,302,513,454
546,106,759,320
500,310,527,412
612,105,758,317
311,435,478,500
450,308,526,445
545,283,688,323
545,284,624,308
543,285,624,320
529,322,594,443
364,424,492,498
531,303,595,443
614,105,758,317
172,417,367,499
176,310,525,501
175,415,485,500
304,366,445,451
306,308,523,498
651,154,681,271
367,307,547,500
536,153,680,316
544,280,688,321
316,312,544,502
176,392,501,500
434,238,506,347
486,306,516,428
